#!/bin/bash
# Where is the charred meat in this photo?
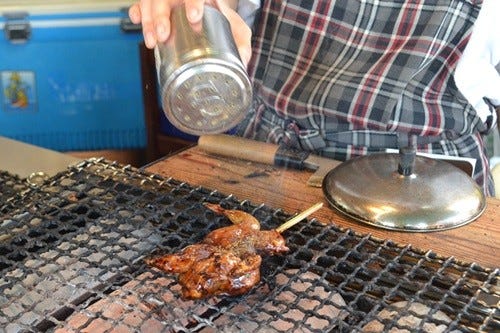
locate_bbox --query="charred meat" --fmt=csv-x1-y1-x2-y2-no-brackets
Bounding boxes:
146,203,289,299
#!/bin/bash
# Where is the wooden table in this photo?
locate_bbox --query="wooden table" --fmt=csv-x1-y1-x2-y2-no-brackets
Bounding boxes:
145,145,499,269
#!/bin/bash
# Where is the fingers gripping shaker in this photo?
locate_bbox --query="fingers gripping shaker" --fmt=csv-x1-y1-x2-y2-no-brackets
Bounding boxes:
155,5,252,135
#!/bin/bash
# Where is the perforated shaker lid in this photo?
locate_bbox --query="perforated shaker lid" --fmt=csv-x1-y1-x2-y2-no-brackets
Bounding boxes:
162,60,252,136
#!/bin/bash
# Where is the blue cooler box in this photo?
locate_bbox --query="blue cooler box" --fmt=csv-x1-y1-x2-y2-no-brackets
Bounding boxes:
0,0,146,151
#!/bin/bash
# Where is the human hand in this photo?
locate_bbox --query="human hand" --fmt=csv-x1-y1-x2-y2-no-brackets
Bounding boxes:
129,0,252,66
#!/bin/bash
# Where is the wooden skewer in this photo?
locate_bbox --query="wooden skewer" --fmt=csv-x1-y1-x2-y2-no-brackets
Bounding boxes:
276,202,324,233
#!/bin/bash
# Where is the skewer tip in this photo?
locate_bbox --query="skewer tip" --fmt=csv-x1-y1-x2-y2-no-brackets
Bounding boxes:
276,202,324,233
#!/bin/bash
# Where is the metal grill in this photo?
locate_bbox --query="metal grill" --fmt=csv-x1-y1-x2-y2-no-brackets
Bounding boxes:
0,159,498,333
0,170,29,215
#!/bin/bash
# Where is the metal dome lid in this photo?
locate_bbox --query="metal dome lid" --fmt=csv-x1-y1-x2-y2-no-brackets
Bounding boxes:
322,151,486,232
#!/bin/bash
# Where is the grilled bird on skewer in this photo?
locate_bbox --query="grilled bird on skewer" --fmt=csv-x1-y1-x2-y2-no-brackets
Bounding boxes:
146,203,289,299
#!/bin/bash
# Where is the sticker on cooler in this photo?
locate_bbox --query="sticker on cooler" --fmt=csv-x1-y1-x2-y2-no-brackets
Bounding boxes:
1,71,37,113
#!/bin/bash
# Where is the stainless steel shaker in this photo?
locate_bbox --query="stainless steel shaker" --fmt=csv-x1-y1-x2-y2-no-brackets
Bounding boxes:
155,5,252,135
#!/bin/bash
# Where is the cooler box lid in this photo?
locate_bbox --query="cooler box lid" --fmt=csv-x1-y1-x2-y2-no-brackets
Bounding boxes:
0,0,136,13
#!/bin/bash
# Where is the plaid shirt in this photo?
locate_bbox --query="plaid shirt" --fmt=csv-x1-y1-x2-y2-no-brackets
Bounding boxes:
236,0,494,195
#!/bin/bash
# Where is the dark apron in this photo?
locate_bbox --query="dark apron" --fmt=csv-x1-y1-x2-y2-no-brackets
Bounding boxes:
236,0,494,195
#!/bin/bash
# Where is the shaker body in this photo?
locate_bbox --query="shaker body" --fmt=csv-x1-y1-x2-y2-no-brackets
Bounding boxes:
155,5,252,135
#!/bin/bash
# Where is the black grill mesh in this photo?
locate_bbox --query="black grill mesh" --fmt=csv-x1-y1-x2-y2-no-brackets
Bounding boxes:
0,159,498,332
0,170,29,215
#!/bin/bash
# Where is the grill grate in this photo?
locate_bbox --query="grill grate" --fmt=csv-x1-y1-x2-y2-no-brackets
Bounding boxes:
0,159,498,332
0,170,30,215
